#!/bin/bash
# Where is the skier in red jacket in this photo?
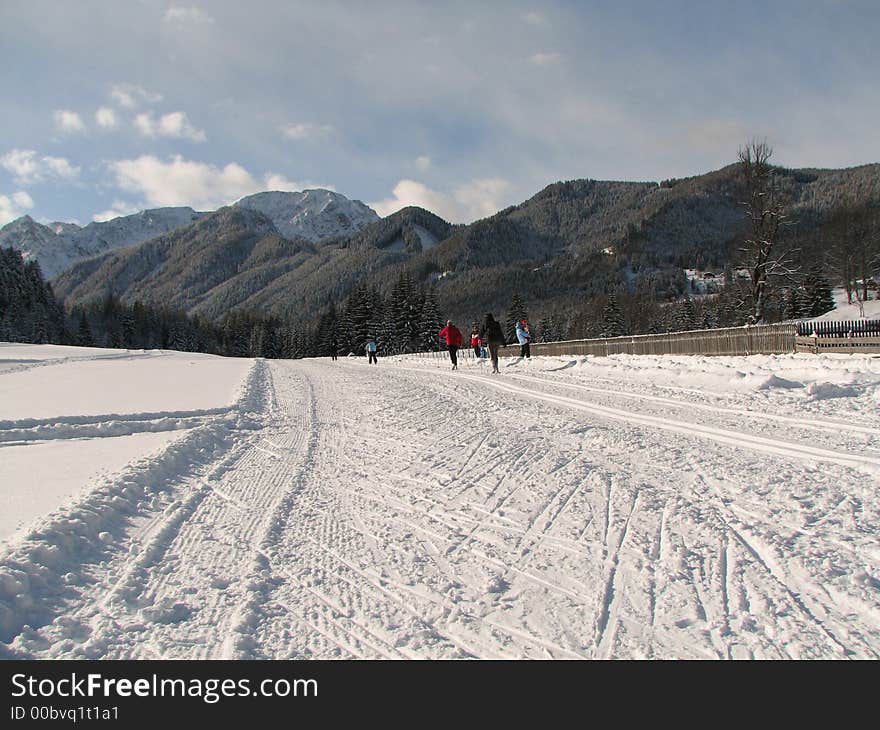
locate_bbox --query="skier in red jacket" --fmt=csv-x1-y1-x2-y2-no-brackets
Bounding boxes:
438,320,464,370
470,325,482,357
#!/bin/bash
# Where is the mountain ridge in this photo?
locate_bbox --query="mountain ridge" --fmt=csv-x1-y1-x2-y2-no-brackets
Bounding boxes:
29,161,880,328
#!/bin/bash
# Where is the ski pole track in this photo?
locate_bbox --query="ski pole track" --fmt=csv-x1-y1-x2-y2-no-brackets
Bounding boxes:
377,359,879,658
101,362,295,659
6,356,877,660
2,358,285,658
503,371,880,441
394,365,880,473
241,361,476,658
689,463,862,658
318,363,637,656
390,362,880,458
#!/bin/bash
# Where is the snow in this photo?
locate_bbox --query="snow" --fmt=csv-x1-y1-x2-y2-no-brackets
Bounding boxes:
1,343,879,659
813,287,880,321
0,208,201,279
0,346,252,421
413,224,438,250
234,189,379,242
0,432,184,541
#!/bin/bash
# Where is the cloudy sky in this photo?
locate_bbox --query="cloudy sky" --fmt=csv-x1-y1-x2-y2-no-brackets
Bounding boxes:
1,0,878,226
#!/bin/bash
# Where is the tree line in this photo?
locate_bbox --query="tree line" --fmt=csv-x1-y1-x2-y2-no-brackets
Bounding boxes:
0,242,845,360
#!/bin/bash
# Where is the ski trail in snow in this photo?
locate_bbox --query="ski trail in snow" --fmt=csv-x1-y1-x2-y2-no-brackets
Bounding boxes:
504,372,880,438
5,355,878,660
394,367,880,472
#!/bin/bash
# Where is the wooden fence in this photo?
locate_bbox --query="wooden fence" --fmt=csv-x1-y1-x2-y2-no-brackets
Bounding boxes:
794,319,880,354
416,319,880,361
501,323,798,358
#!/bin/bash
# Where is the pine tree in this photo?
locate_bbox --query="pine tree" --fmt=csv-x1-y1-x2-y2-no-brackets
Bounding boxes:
803,266,835,317
368,294,391,355
390,272,420,352
75,310,95,346
418,288,443,351
600,295,627,337
783,287,804,320
675,297,697,331
316,304,340,357
504,292,528,344
537,316,551,343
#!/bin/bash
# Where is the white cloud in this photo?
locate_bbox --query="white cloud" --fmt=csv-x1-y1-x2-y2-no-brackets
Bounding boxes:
163,6,215,24
529,52,561,65
370,177,512,223
53,110,86,134
0,191,35,225
1,149,81,186
106,154,330,210
108,155,254,209
415,155,431,172
264,172,335,192
110,83,163,109
134,111,207,141
12,191,34,208
95,107,118,129
280,122,334,141
92,200,141,222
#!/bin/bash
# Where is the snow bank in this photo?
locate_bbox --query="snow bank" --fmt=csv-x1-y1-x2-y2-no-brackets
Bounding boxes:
0,356,267,644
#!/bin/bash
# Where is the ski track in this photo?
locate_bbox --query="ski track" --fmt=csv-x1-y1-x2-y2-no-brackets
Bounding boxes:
3,354,878,659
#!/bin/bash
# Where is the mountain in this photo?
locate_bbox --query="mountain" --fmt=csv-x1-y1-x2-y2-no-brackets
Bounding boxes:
234,189,379,241
0,216,58,275
52,205,444,322
50,162,880,329
0,208,203,278
49,221,82,236
1,189,380,279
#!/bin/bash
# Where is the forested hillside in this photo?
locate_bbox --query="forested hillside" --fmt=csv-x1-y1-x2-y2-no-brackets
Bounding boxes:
41,161,880,346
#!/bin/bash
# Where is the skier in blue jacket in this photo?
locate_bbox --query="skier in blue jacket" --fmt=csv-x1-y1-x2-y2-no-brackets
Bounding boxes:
515,319,531,359
365,336,378,364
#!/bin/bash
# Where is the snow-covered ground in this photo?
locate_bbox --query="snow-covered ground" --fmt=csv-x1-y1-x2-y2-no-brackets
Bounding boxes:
1,343,878,659
814,287,880,321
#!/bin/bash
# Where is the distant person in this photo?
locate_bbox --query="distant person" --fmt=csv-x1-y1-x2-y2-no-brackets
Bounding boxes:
480,312,505,374
365,336,378,364
438,320,463,370
470,326,482,357
330,337,338,361
516,319,531,359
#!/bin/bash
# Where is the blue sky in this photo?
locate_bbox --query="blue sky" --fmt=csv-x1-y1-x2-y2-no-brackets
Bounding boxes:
1,0,878,226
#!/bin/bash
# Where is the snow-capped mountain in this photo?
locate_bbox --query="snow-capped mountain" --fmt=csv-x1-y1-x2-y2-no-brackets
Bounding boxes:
0,216,58,273
1,190,380,279
234,189,380,242
0,208,204,278
49,221,82,236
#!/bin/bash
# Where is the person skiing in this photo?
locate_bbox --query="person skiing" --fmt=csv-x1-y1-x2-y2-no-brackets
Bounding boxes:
516,319,531,359
480,312,505,374
365,336,378,364
438,320,463,369
330,337,338,361
470,325,482,358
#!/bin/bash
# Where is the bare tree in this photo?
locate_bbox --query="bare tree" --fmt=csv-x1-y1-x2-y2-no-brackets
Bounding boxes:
736,139,797,323
825,202,880,311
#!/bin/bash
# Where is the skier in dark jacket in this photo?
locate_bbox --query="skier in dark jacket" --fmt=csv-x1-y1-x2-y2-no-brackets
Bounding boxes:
480,312,505,374
438,320,464,370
